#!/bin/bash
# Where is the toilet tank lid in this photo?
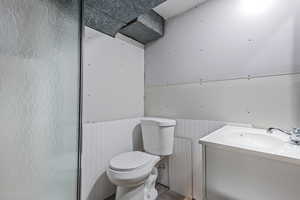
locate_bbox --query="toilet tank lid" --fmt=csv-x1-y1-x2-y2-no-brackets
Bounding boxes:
141,117,176,127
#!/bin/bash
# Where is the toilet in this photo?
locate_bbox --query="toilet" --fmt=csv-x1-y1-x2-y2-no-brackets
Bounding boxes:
106,118,176,200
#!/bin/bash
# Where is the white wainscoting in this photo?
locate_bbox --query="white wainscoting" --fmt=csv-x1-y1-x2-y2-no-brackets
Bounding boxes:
169,137,193,198
81,118,142,200
81,118,242,200
175,119,225,139
171,119,226,199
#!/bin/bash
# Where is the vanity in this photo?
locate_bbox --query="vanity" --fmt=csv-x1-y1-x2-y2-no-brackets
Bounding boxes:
199,126,300,200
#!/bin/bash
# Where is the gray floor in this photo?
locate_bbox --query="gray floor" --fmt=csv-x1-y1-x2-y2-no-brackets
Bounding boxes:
157,184,186,200
157,190,186,200
105,184,186,200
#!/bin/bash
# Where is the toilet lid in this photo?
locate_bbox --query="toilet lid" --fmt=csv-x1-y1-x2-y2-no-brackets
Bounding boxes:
109,151,158,171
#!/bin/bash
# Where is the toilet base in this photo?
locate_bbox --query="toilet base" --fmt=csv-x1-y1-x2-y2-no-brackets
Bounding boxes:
116,168,158,200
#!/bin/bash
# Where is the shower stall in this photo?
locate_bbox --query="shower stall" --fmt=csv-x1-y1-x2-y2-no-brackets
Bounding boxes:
0,0,83,199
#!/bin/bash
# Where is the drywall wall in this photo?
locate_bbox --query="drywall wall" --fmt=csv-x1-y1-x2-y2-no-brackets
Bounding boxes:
146,0,300,85
83,27,144,123
146,74,300,129
145,0,300,129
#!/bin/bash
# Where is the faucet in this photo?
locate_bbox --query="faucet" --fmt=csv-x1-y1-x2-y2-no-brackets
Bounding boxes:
267,127,300,144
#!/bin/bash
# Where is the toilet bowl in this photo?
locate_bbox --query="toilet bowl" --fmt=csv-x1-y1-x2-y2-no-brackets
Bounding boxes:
106,118,176,200
107,151,160,200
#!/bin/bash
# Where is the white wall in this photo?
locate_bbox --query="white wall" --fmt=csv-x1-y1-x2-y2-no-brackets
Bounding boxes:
82,28,145,200
146,0,300,85
145,0,300,129
146,75,300,129
83,27,144,123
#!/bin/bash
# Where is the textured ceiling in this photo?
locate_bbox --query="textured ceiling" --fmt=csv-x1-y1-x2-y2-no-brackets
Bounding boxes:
84,0,166,36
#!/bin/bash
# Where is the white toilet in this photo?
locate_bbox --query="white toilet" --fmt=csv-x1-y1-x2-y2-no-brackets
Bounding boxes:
106,118,176,200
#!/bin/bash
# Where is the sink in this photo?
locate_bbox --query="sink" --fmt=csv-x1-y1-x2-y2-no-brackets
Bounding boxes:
199,126,300,165
222,131,284,152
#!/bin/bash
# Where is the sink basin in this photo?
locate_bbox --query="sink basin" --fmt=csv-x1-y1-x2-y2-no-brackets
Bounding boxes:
222,131,284,152
199,126,300,165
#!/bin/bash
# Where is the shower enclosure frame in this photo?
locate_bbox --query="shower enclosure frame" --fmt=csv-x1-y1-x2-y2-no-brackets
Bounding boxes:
77,0,84,200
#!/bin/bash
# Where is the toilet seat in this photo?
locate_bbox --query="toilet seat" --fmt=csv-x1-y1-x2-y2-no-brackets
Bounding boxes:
109,151,158,171
107,151,160,187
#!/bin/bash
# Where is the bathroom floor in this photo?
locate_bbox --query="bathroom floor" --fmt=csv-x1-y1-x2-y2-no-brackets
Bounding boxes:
156,184,186,200
106,191,185,200
106,184,186,200
157,190,186,200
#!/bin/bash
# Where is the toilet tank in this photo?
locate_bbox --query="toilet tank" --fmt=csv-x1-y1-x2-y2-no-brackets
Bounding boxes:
141,118,176,156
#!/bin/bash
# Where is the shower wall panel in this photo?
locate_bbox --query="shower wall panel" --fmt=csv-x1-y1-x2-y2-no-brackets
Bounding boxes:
0,0,81,199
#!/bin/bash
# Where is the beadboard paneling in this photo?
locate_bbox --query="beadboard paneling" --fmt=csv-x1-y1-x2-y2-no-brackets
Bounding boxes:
82,118,231,200
173,119,225,199
169,137,193,198
175,119,225,139
81,118,142,200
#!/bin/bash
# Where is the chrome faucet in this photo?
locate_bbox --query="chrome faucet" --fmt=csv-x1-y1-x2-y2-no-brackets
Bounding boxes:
267,127,300,144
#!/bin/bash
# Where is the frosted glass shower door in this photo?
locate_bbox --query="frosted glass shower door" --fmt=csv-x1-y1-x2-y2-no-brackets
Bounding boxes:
0,0,82,200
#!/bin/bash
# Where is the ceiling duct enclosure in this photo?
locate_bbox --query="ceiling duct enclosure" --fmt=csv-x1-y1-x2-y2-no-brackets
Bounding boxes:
119,10,165,44
84,0,166,37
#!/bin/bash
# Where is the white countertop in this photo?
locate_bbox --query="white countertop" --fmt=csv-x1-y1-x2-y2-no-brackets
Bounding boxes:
199,126,300,166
